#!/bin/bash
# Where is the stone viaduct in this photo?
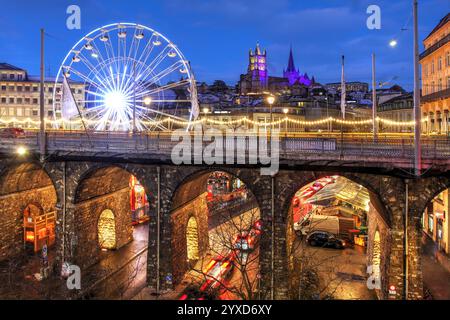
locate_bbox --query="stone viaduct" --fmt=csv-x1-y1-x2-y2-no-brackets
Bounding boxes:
0,151,449,300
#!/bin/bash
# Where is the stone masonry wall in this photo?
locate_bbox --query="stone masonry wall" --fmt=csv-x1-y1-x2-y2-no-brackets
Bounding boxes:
367,202,391,299
0,186,56,261
73,188,133,268
170,192,209,284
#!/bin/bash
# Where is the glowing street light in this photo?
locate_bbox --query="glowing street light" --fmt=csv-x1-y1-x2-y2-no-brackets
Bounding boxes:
283,108,289,132
389,39,398,48
16,146,27,156
266,95,275,133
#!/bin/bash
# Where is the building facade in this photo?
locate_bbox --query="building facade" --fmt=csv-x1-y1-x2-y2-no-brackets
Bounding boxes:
420,13,450,135
377,93,414,132
423,189,449,255
0,63,85,129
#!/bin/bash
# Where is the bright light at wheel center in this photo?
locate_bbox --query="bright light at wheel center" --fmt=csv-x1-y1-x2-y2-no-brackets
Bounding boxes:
104,91,127,110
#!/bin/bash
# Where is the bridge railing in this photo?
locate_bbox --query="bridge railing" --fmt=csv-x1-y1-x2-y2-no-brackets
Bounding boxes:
1,131,449,164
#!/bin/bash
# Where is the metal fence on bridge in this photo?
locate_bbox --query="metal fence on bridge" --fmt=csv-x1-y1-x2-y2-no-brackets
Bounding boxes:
1,131,449,165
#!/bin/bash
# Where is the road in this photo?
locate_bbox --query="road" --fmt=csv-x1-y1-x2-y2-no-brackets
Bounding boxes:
292,238,377,300
81,223,149,300
421,233,450,300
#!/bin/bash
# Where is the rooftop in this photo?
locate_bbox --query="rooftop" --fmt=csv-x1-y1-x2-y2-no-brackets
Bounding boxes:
424,12,450,42
0,63,25,71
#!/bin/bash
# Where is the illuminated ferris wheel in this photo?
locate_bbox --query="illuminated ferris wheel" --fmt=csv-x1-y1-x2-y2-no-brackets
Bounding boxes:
53,22,198,131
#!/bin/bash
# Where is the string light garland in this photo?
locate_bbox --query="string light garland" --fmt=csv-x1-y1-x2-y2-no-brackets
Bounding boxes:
0,115,423,128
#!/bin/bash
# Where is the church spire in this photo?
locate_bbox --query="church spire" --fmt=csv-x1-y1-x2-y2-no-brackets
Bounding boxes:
287,45,296,72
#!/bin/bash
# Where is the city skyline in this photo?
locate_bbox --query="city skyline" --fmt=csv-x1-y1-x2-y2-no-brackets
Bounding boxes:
0,0,448,90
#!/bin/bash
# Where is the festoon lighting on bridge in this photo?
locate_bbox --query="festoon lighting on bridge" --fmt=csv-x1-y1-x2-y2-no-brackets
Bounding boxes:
0,115,423,128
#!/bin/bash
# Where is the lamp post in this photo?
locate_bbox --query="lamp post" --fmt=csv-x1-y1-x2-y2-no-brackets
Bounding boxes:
283,108,289,133
413,0,422,176
267,95,275,134
372,53,378,141
203,107,209,129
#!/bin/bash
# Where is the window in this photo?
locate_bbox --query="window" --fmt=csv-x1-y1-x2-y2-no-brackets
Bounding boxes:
32,98,38,104
9,74,14,80
1,74,7,80
447,76,450,89
1,97,6,103
446,51,450,67
8,86,14,91
24,86,30,92
17,85,22,92
47,110,53,117
17,108,23,116
33,86,38,92
17,98,23,104
1,85,5,91
438,57,442,70
8,107,14,116
18,74,23,81
431,60,435,74
438,78,442,91
48,87,53,93
9,97,14,104
32,110,38,116
25,98,30,104
48,99,53,105
25,108,30,116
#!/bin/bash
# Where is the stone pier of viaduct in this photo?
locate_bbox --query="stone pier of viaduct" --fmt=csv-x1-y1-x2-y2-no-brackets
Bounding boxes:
0,156,449,300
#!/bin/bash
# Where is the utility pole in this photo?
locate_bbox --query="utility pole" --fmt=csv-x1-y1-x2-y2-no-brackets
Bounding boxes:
156,166,161,295
133,61,137,134
404,180,409,300
270,175,275,300
413,0,422,176
39,28,46,162
372,53,378,141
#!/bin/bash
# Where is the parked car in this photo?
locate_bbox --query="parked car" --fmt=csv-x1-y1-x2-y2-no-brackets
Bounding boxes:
234,231,258,251
306,231,347,249
0,127,26,138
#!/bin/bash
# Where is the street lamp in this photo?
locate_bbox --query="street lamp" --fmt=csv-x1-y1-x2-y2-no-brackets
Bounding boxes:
283,108,289,133
16,146,27,156
266,95,275,134
389,39,398,48
203,107,209,127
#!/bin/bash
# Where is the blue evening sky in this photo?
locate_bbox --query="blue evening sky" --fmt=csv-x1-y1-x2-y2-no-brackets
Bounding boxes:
0,0,448,90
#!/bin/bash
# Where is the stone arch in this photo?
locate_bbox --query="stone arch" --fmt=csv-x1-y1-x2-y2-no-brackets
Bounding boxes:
98,209,117,250
0,162,57,261
165,167,262,286
275,171,393,299
411,176,450,221
71,163,151,267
